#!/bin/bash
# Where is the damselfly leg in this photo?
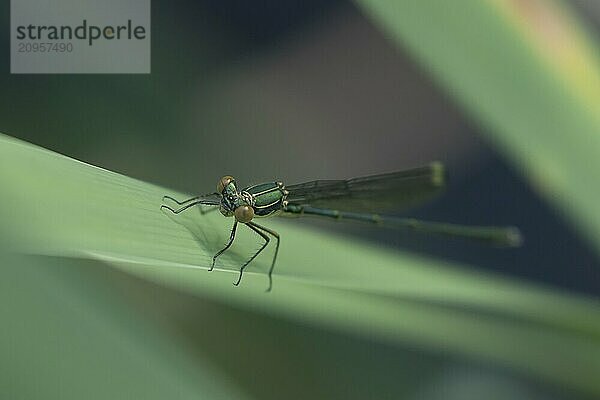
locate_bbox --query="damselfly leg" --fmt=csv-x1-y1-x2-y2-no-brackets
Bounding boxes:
162,195,198,205
211,221,238,271
249,222,280,292
232,222,280,291
161,195,219,215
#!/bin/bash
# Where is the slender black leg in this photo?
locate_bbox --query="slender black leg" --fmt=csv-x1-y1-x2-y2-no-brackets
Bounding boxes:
249,222,280,292
160,200,217,215
163,195,219,215
233,223,270,287
210,221,238,271
162,195,199,205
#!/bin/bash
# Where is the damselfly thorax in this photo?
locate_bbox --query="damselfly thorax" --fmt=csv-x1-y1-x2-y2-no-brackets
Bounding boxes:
216,175,289,222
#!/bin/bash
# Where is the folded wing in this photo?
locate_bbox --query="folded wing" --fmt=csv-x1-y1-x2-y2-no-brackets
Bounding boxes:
285,162,446,213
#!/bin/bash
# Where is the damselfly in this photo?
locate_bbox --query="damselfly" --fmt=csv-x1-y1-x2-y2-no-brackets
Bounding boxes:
161,162,522,291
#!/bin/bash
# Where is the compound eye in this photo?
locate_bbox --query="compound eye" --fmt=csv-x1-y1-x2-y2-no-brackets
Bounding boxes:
234,205,254,223
217,175,235,194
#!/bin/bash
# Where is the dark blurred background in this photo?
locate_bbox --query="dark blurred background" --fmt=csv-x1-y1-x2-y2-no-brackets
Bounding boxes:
1,1,598,399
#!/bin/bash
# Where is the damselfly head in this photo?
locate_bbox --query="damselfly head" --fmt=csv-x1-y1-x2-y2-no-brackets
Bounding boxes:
217,175,243,218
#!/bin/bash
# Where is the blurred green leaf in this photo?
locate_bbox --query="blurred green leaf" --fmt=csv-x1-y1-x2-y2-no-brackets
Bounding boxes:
355,0,600,253
0,253,249,400
1,134,599,395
